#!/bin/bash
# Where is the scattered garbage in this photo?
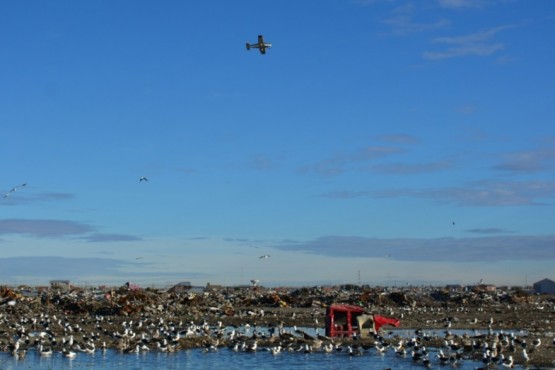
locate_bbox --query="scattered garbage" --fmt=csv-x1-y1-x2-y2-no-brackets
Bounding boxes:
0,283,553,366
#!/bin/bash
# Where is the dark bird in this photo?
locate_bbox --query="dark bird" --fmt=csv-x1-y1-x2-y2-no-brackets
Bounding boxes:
139,177,148,182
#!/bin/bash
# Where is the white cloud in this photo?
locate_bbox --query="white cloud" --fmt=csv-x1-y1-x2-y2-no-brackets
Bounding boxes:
423,26,512,60
383,15,451,36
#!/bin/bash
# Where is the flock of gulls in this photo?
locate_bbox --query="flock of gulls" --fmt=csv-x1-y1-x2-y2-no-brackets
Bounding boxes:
1,309,550,368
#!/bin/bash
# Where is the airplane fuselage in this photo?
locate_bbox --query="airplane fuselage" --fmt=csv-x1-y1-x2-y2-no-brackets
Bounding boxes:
246,35,271,54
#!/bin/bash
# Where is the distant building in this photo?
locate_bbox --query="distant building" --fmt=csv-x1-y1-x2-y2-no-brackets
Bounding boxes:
50,280,70,291
168,281,192,293
533,278,555,294
445,284,463,292
205,283,223,292
472,284,496,293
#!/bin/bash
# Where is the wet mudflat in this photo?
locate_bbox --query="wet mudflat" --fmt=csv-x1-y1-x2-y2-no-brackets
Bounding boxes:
1,284,554,368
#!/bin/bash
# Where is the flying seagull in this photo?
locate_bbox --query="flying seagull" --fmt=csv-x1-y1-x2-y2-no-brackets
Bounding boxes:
259,255,270,259
139,177,148,182
3,183,26,199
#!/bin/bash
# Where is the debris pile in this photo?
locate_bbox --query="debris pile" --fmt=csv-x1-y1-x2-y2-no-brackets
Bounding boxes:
0,283,553,366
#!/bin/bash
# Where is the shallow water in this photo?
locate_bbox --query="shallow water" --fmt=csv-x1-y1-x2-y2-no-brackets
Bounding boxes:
1,327,536,369
0,347,497,370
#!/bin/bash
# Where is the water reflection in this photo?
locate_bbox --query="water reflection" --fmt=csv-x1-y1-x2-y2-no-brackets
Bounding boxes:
0,345,500,370
0,327,537,370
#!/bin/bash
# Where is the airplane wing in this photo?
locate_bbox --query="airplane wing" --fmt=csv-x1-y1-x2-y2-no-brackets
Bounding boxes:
257,35,264,44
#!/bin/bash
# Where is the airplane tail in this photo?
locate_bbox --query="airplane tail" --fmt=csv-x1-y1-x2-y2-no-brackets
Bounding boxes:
246,43,251,51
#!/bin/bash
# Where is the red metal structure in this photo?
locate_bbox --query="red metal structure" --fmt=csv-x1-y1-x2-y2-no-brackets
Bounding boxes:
325,304,364,337
325,304,400,338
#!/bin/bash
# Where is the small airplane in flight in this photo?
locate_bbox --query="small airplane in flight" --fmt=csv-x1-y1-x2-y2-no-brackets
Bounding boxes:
246,35,271,55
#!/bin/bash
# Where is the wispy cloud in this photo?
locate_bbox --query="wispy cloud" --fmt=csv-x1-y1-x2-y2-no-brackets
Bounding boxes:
320,190,374,199
298,146,402,177
0,219,93,238
357,0,495,10
174,166,197,174
492,148,555,173
81,233,143,243
0,219,141,242
1,191,74,206
368,160,452,174
272,234,555,262
0,256,128,277
383,15,451,36
377,134,421,144
423,25,512,60
465,227,511,234
457,104,477,115
377,0,452,36
436,0,494,9
354,0,398,5
378,180,555,206
249,154,279,171
322,180,555,206
185,236,211,241
0,256,208,284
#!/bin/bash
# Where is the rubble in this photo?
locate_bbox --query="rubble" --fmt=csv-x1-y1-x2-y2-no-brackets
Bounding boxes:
0,283,554,367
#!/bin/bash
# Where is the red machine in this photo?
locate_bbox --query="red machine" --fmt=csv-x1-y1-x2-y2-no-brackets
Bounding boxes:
325,304,400,338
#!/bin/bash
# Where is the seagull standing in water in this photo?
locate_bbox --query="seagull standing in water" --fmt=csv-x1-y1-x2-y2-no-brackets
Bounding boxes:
522,348,529,363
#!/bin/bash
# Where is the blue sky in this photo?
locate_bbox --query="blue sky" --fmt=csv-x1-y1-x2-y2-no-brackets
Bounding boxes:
1,0,555,287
